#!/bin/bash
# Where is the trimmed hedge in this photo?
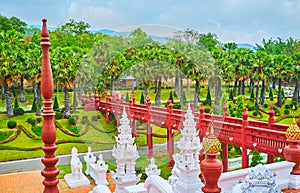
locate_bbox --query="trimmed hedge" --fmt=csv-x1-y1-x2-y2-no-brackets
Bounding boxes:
7,120,17,129
55,112,63,120
32,126,42,137
0,131,14,141
14,107,24,116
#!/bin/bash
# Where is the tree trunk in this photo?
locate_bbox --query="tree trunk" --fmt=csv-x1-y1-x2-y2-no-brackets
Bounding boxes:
292,79,300,102
36,81,42,116
32,80,37,99
144,81,149,104
255,83,259,107
260,79,265,105
73,83,77,114
1,84,5,101
180,74,184,108
64,86,70,118
155,76,162,107
186,79,190,91
213,77,222,114
241,79,245,95
194,80,200,111
272,79,276,89
249,80,254,93
277,78,282,107
78,82,83,100
174,70,179,97
11,85,17,98
110,75,115,96
233,79,238,96
4,77,14,118
20,77,26,102
154,78,158,94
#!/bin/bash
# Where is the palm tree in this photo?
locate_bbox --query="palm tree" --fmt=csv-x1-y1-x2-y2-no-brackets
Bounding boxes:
0,30,24,117
291,52,300,102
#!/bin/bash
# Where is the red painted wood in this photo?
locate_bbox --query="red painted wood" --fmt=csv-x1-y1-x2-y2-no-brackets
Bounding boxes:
40,19,59,193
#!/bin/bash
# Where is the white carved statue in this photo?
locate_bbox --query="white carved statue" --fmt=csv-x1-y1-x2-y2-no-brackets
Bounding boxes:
71,147,83,179
145,157,161,177
84,146,96,175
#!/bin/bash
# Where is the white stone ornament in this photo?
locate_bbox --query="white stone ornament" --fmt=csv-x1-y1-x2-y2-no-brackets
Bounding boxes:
84,146,96,175
145,157,161,177
64,147,90,188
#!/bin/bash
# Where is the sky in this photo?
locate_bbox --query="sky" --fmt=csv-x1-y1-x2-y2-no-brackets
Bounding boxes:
1,0,300,44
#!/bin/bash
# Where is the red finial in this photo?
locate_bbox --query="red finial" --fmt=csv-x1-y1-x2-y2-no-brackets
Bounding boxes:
40,19,59,193
242,107,248,120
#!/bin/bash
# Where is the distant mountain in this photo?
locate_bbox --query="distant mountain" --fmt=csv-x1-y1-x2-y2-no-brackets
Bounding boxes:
237,43,256,51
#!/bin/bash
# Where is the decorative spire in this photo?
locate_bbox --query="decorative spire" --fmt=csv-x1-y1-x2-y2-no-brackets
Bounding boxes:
40,19,59,193
285,106,300,140
203,120,221,153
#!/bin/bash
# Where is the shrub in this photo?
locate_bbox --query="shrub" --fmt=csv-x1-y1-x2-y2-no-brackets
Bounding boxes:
36,117,42,123
92,115,99,122
252,111,259,116
55,112,63,120
14,107,24,115
29,118,37,126
31,97,37,112
125,92,129,102
204,107,210,113
80,116,88,124
32,126,42,137
229,89,234,101
53,95,59,110
140,93,145,104
172,103,180,109
67,126,82,134
291,101,297,106
284,104,291,109
204,88,212,105
169,91,174,103
250,150,264,167
68,116,77,125
263,103,269,108
7,120,17,129
269,88,274,101
72,115,79,121
284,109,290,115
14,98,19,108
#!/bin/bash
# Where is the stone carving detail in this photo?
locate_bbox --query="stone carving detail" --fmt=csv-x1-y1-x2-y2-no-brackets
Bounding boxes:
84,146,96,175
111,107,141,193
145,157,161,177
171,104,203,193
232,164,281,193
64,147,90,188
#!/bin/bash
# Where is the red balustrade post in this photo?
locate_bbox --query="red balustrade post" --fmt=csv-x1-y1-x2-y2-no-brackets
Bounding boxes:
105,93,111,124
222,101,228,118
146,97,153,157
267,106,275,163
95,94,99,110
241,107,249,168
199,104,205,162
129,98,137,137
167,99,174,168
40,19,59,193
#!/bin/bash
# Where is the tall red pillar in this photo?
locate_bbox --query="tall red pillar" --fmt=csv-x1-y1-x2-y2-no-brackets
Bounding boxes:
146,97,153,157
40,19,59,193
241,107,249,169
267,106,275,163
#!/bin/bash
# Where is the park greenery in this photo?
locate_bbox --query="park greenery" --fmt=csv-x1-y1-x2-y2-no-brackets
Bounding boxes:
0,14,300,170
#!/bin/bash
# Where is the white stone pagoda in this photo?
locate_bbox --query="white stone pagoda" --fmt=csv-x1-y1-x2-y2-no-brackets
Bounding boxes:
111,107,141,193
170,104,203,193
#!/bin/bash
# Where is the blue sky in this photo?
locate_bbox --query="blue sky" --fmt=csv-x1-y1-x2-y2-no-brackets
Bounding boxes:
0,0,300,44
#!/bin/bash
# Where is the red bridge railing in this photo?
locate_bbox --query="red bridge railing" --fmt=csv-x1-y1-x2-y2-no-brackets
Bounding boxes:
82,94,299,171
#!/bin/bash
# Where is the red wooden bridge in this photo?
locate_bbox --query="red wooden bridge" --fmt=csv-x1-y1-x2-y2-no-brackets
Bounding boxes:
81,94,300,172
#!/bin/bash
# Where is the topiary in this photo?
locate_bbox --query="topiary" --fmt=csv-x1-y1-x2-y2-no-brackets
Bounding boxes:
14,107,24,115
204,107,211,113
284,109,290,115
169,91,174,104
269,87,274,101
53,95,59,110
284,104,291,109
14,98,19,109
125,92,130,102
92,115,99,122
204,88,212,105
68,116,77,125
36,117,42,123
7,120,17,129
55,112,63,120
263,103,269,108
31,97,37,112
140,93,145,104
32,126,42,137
80,116,88,124
29,118,37,126
252,111,259,116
